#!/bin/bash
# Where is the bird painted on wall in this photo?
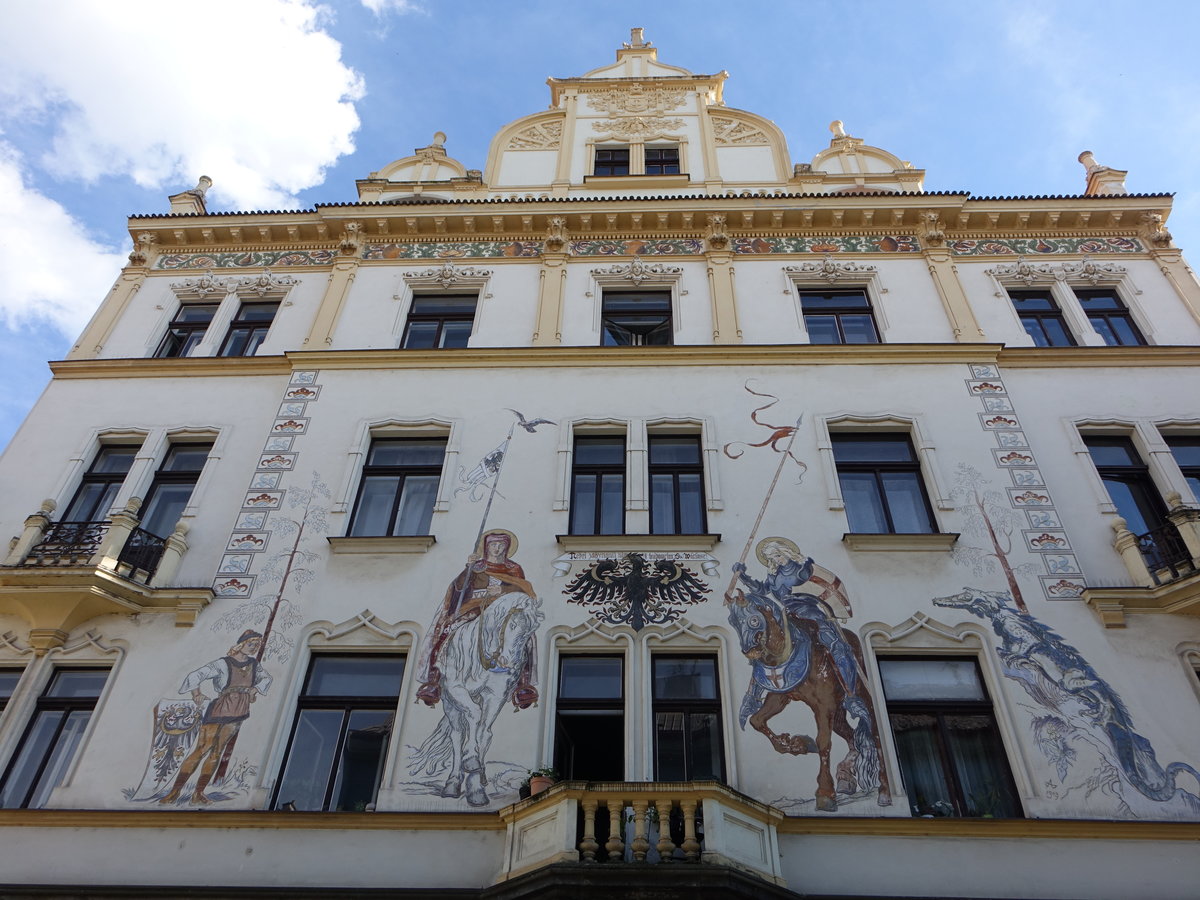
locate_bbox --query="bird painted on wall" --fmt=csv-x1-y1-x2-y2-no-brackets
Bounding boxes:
507,409,556,432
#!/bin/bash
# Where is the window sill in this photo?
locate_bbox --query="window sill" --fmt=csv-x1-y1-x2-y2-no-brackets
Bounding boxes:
327,535,436,554
556,534,720,552
582,174,691,189
841,532,958,551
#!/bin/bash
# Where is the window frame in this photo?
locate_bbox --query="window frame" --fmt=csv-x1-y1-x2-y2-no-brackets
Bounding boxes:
569,435,627,536
877,656,1022,819
1082,435,1168,537
347,437,448,538
218,301,279,357
647,434,707,535
154,302,219,358
60,445,140,523
1165,435,1200,504
593,146,631,177
798,289,881,345
831,432,939,534
650,655,725,783
0,668,109,809
270,654,406,812
1006,289,1077,348
138,442,213,539
1074,288,1146,346
643,145,680,176
600,290,674,347
399,293,478,350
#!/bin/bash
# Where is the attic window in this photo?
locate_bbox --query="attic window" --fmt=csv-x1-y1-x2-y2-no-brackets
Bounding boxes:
594,147,630,177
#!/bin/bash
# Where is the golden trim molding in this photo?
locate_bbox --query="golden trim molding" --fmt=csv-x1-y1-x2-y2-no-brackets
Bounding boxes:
776,815,1200,842
997,346,1200,367
50,356,292,379
0,809,503,831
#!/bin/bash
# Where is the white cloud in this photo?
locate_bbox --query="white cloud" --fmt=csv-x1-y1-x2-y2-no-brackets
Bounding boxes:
0,143,127,336
0,0,364,210
359,0,423,15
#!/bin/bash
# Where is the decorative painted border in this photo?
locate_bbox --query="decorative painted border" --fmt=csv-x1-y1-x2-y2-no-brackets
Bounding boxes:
362,241,540,260
965,362,1085,601
156,249,336,269
571,239,703,256
733,235,919,254
211,368,324,597
949,237,1143,257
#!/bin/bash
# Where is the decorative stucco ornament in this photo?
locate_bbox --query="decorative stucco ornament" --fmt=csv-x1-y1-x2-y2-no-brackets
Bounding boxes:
405,262,493,290
592,117,683,138
783,255,878,284
710,116,770,145
584,85,687,116
234,268,299,298
590,256,682,286
506,120,563,150
169,269,231,298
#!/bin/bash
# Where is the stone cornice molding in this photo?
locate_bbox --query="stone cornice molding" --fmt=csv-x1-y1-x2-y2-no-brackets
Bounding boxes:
583,85,688,115
168,269,233,302
783,255,879,285
401,262,494,290
589,256,682,286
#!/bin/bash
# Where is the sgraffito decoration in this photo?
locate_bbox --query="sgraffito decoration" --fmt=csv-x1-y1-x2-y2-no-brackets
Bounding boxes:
962,364,1083,600
363,241,541,260
732,235,918,254
403,410,552,807
948,237,1143,256
722,384,890,813
564,553,710,630
156,249,335,269
570,239,702,256
934,588,1200,817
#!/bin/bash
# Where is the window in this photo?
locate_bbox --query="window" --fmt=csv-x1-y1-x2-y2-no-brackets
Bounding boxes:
62,445,138,523
0,669,107,809
1007,290,1075,347
272,655,405,811
648,436,705,534
218,301,278,357
1075,290,1146,346
644,146,680,175
652,657,723,781
139,443,212,538
553,657,624,780
570,436,625,535
349,439,445,537
593,147,630,177
601,291,672,346
400,295,476,349
0,670,20,715
800,290,880,344
154,303,217,358
1083,436,1167,537
1167,436,1200,502
879,658,1021,818
832,434,936,534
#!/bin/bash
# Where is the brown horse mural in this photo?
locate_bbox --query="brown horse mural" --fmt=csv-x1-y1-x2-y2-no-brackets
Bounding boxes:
726,538,891,812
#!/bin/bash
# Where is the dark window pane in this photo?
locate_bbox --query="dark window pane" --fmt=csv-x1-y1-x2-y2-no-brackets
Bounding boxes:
1167,438,1200,468
140,483,195,538
603,292,672,313
559,658,622,699
804,315,841,344
599,474,624,534
890,712,956,816
879,659,986,701
26,710,91,809
881,471,935,533
161,446,210,472
440,321,472,348
648,438,700,465
839,472,889,533
571,474,598,535
1105,316,1144,346
832,435,915,463
236,303,278,322
91,448,137,475
654,658,716,699
1076,291,1122,310
801,292,870,310
0,670,20,703
575,438,624,466
410,296,477,315
655,712,687,781
687,712,723,780
349,475,401,536
1022,318,1051,346
1085,438,1140,467
402,321,439,349
275,709,345,811
63,482,119,522
840,314,879,343
393,476,438,535
174,304,217,323
328,710,392,811
678,473,704,534
306,657,406,697
367,440,446,467
1100,477,1163,536
45,670,108,698
1009,293,1056,311
1038,317,1074,347
1090,317,1119,345
944,715,1022,817
0,711,64,807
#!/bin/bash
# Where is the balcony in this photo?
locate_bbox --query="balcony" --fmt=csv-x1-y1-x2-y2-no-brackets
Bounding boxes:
0,498,212,650
1084,494,1200,627
495,780,787,892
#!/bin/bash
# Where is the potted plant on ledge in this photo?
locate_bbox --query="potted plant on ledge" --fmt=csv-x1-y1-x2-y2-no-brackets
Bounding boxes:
524,766,559,797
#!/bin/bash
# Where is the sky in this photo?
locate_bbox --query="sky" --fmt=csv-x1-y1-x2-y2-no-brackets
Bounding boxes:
2,0,1198,452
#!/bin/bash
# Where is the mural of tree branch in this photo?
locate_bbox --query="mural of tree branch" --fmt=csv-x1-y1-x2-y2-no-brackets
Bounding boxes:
950,464,1037,613
212,472,331,663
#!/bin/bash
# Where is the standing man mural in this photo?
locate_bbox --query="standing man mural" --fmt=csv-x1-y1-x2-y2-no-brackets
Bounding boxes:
159,630,272,805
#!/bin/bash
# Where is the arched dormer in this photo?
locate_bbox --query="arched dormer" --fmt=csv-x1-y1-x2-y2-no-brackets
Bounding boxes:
356,132,476,202
797,121,926,194
705,106,791,185
485,110,568,189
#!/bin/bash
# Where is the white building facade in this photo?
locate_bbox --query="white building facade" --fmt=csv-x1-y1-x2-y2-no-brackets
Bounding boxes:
1,32,1199,899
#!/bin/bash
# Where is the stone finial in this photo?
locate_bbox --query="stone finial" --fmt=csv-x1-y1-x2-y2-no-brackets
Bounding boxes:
432,131,446,149
1078,150,1128,196
625,27,649,48
168,176,212,215
830,120,848,139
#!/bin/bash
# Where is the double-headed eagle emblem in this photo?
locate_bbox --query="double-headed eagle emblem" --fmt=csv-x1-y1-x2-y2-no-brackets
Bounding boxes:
563,553,711,631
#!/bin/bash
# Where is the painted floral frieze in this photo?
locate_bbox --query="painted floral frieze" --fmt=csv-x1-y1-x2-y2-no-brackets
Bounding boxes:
949,236,1143,256
363,241,540,260
156,249,336,269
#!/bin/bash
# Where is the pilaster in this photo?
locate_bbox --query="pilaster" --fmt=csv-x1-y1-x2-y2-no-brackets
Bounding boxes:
532,252,569,345
68,266,148,359
303,224,362,348
1151,248,1200,329
922,246,987,342
704,250,742,344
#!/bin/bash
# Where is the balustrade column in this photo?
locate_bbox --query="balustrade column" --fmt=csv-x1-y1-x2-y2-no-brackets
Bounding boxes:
151,521,190,587
3,499,56,565
679,798,701,862
604,801,625,861
92,497,141,571
1111,517,1156,587
630,799,650,862
1166,492,1200,563
578,798,599,862
655,798,676,860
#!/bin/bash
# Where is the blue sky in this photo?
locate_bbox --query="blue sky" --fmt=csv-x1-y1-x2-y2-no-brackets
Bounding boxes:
2,0,1198,452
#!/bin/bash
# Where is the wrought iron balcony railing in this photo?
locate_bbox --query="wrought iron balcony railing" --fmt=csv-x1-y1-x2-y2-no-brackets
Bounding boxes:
21,521,110,567
1136,521,1197,585
116,527,169,580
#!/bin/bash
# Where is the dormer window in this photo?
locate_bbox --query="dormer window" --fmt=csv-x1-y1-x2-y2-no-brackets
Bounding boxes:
594,147,630,177
644,146,680,175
